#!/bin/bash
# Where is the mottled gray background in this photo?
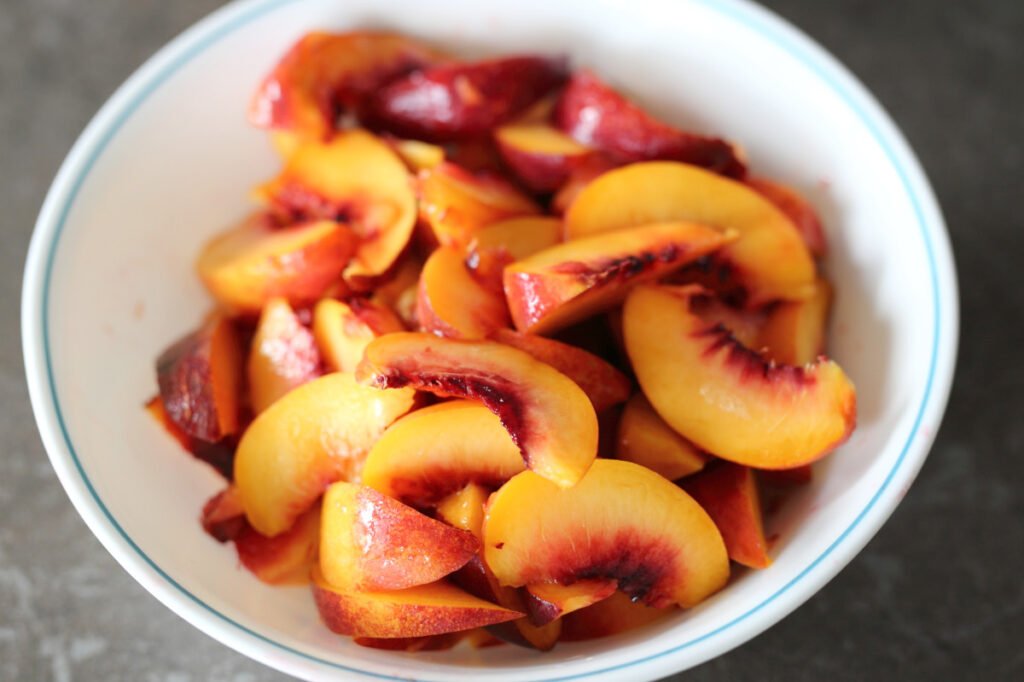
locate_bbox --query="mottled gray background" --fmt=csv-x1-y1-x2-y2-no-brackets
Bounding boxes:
1,1,1021,680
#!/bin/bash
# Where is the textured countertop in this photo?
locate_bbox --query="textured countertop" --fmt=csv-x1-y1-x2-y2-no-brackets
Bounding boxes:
2,1,1021,680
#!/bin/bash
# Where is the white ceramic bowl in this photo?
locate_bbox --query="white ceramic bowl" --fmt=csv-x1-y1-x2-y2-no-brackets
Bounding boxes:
22,0,958,679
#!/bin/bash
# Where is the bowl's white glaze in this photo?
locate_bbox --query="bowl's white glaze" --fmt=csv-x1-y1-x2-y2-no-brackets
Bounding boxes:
22,0,957,680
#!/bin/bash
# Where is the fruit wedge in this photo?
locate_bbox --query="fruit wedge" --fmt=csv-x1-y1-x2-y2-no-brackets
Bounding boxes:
312,297,403,373
483,459,729,608
747,177,827,257
560,590,674,641
681,462,771,569
235,504,321,585
757,277,832,366
356,333,598,487
623,285,856,468
524,579,617,626
248,298,321,413
146,396,236,480
417,246,511,339
495,123,596,192
465,216,562,291
436,483,491,538
616,393,707,481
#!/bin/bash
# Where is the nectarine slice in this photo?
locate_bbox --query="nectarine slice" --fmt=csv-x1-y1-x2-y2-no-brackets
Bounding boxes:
560,590,674,641
417,246,511,339
616,393,707,481
248,298,321,413
256,130,416,282
200,485,245,543
681,462,771,569
156,315,242,443
319,481,478,591
524,579,617,626
490,329,630,413
504,220,735,334
757,277,832,366
312,567,521,638
356,332,598,487
235,504,321,585
483,459,729,608
146,396,235,479
623,285,856,468
465,216,562,291
747,177,827,257
436,483,491,538
234,373,415,536
362,401,525,507
495,123,595,192
312,297,403,373
565,162,817,304
390,138,446,171
197,213,355,314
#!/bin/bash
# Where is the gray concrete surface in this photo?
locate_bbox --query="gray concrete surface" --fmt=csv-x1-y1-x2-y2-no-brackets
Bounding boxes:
1,1,1021,680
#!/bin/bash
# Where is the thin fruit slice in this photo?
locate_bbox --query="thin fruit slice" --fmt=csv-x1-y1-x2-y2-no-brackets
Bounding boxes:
436,483,491,538
146,396,235,480
256,130,416,281
156,315,242,443
495,123,596,192
248,298,321,413
417,246,510,339
623,285,856,468
356,333,598,488
504,220,735,334
483,459,729,608
757,277,832,366
390,138,446,171
616,393,707,480
235,504,321,585
465,216,562,291
565,162,817,305
551,155,617,215
312,297,403,373
319,481,478,591
362,401,525,507
560,591,674,641
200,485,245,542
681,462,771,569
747,177,827,257
312,567,521,638
491,329,630,413
234,373,415,536
354,632,465,652
524,579,617,626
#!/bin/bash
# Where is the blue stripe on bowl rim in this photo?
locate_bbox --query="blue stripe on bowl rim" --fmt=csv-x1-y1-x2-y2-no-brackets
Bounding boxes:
30,0,948,679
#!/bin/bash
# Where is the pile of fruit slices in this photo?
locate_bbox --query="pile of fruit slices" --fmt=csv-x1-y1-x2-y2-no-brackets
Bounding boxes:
149,30,857,651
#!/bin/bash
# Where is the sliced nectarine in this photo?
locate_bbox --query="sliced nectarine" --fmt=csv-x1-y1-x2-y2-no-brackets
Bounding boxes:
197,213,355,313
156,315,242,443
368,55,568,140
312,567,520,638
417,246,511,339
524,579,617,626
146,396,236,479
235,504,321,585
369,254,424,323
319,481,478,591
504,220,735,334
616,393,707,481
623,285,856,468
200,485,245,542
249,31,441,141
490,329,630,413
255,130,416,281
560,590,674,641
234,373,415,536
356,333,598,488
554,70,745,176
362,401,525,507
747,177,827,257
465,216,561,291
312,297,403,373
483,459,729,608
551,155,617,215
389,138,446,171
681,462,771,569
495,123,596,192
436,483,491,538
757,277,832,366
564,162,817,304
248,298,321,413
417,162,540,248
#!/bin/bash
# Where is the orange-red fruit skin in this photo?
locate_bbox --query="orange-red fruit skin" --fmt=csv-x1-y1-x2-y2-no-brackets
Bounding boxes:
248,298,321,413
235,504,321,585
747,177,827,257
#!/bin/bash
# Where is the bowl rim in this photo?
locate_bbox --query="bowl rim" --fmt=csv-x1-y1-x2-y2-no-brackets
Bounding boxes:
21,0,959,679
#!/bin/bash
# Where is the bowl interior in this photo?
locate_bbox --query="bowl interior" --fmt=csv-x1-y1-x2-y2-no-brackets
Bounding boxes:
30,0,950,680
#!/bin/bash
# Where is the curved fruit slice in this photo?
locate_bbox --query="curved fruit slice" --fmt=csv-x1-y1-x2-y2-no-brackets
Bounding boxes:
681,462,771,569
552,155,618,215
312,297,403,373
197,213,355,313
235,504,321,585
747,177,827,257
200,485,245,542
368,55,568,141
248,298,321,413
466,216,562,291
436,483,491,537
757,277,832,366
390,138,446,171
483,459,729,608
156,315,242,443
234,373,415,536
560,590,674,641
312,568,520,638
565,162,817,305
524,579,617,626
554,70,745,177
417,162,540,248
362,401,525,507
495,123,596,192
417,246,510,339
490,329,630,413
146,396,235,480
249,32,441,141
255,130,416,281
504,221,735,334
356,333,598,488
354,632,465,652
319,481,478,591
623,285,856,468
759,465,813,487
616,393,707,481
